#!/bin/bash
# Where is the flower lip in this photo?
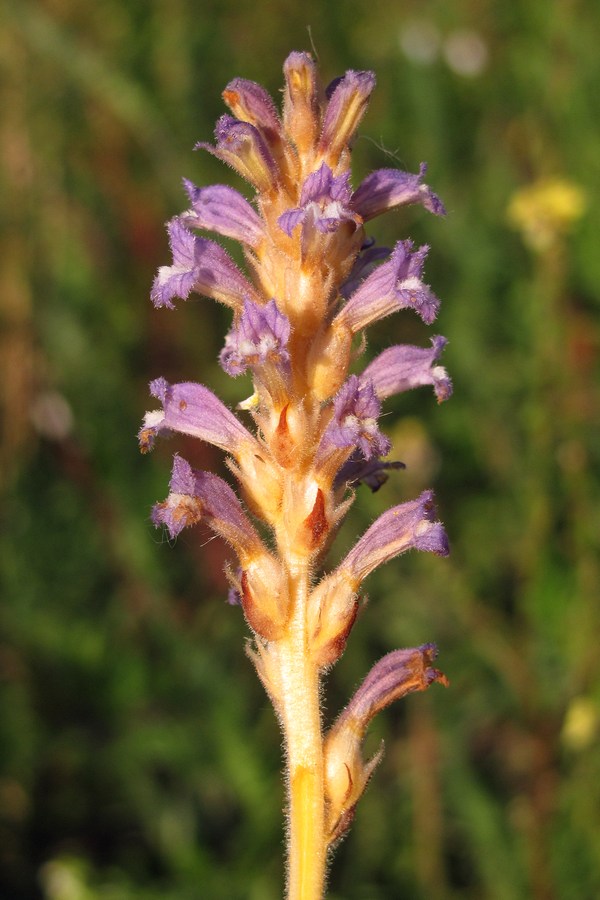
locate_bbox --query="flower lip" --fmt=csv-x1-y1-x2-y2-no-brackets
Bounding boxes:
152,454,262,557
219,299,291,377
319,375,391,462
278,163,360,238
151,218,259,311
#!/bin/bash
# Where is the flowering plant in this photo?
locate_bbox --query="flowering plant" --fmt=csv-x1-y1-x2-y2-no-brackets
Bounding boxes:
141,52,451,899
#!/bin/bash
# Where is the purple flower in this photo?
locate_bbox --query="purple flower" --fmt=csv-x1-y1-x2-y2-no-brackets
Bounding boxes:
324,642,448,843
219,299,291,377
336,240,440,332
318,70,376,163
197,115,279,192
334,644,447,733
334,453,406,493
319,376,390,461
341,490,449,582
152,455,262,558
151,218,259,310
139,377,258,456
181,180,265,248
362,336,452,403
278,163,360,237
351,163,446,221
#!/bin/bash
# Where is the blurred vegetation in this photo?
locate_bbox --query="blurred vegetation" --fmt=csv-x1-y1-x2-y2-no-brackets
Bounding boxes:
1,0,599,897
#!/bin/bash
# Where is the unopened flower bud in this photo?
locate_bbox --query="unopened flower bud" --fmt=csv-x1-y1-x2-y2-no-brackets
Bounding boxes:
318,70,376,168
198,115,279,193
282,51,320,156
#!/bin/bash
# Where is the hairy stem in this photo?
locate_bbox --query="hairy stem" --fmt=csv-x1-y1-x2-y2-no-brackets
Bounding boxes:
276,561,327,900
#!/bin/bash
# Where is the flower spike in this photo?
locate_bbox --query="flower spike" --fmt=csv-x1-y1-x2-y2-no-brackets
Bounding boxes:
143,52,451,896
318,375,390,463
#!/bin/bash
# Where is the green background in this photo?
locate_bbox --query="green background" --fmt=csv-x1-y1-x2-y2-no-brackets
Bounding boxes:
1,0,599,897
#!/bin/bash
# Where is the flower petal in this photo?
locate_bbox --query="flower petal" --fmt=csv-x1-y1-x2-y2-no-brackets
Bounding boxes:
277,163,358,238
319,376,390,461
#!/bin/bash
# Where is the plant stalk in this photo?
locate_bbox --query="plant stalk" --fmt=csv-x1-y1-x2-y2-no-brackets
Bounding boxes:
276,561,327,900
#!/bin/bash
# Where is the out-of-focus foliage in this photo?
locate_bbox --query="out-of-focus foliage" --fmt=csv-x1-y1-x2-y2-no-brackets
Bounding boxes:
1,0,599,897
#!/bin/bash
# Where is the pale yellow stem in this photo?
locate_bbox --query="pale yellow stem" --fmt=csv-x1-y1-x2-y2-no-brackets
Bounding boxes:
275,559,327,900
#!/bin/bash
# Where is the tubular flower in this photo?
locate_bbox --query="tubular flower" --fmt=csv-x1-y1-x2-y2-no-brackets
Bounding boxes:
362,334,453,403
151,217,260,310
143,52,451,899
324,644,448,843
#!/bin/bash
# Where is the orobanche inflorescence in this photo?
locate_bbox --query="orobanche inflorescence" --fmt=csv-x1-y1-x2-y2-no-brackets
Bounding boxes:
141,52,451,899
